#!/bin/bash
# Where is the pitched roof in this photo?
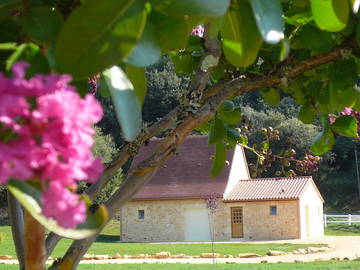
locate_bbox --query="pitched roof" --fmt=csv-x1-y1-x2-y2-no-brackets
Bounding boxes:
223,176,315,202
131,136,233,201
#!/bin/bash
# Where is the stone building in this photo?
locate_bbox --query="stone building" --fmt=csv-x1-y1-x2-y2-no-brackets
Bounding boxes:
120,136,324,242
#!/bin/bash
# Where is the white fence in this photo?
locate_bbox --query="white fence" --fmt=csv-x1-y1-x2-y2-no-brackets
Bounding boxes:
323,214,360,227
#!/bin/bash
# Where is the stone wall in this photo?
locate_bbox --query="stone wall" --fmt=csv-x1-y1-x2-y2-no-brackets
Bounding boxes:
120,198,300,242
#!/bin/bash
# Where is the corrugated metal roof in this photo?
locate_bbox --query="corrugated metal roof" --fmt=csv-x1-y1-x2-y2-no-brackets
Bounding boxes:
224,176,313,201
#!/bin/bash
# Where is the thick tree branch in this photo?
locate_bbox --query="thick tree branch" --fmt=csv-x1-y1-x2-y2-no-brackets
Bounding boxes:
51,35,355,270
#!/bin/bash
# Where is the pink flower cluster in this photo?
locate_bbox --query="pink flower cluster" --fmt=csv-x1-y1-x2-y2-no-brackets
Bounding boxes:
191,25,204,37
0,62,103,228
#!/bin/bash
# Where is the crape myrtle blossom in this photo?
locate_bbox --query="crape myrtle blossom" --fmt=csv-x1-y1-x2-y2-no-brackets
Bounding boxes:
191,25,204,37
0,62,104,228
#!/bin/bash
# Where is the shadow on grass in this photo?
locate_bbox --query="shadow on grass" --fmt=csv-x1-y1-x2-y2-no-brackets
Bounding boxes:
95,234,119,243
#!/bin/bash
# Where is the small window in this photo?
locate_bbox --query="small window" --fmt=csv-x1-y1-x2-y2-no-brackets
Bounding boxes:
138,210,145,219
270,206,277,216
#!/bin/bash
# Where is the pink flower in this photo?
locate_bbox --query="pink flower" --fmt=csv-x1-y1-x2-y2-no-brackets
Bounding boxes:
0,62,104,228
42,181,86,229
191,25,204,37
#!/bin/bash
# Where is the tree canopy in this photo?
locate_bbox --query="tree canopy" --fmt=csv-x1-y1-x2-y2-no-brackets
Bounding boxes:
1,0,360,269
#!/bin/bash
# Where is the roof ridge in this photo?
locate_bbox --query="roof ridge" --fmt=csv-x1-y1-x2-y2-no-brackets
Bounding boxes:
238,176,312,182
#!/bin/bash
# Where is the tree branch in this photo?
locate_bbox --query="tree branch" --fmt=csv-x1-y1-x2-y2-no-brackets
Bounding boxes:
50,35,355,270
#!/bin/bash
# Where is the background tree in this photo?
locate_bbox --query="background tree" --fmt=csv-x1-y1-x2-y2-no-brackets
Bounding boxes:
0,0,359,269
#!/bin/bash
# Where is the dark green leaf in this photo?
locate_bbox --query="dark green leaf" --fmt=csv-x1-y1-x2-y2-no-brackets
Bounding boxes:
220,0,263,67
311,0,349,32
18,7,62,43
7,180,108,239
124,23,161,67
298,105,316,124
210,143,227,178
208,116,227,145
250,0,285,44
55,0,146,79
125,64,147,105
331,115,358,137
329,59,358,90
299,25,335,53
103,66,142,141
226,127,241,145
151,0,230,17
260,88,280,106
357,22,360,46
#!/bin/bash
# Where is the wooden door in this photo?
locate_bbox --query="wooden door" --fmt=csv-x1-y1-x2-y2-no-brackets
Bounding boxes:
231,207,243,238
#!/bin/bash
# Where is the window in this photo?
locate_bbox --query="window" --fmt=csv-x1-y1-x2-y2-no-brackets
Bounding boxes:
138,210,145,219
270,206,277,216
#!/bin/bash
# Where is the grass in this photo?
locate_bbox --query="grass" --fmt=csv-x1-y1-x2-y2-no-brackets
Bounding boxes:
1,261,360,270
0,220,322,258
324,223,360,236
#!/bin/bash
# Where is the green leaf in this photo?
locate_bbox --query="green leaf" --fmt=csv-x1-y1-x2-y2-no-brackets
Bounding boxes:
250,0,285,44
299,25,335,53
103,66,142,141
357,22,360,46
151,0,230,17
331,115,358,137
208,16,224,38
260,88,280,106
279,38,290,61
311,119,335,155
125,64,147,105
208,116,227,145
311,0,349,32
298,105,316,124
7,180,108,239
219,107,242,125
210,143,227,178
220,0,263,67
18,7,62,43
149,11,202,51
170,53,197,75
329,59,358,90
55,0,147,79
124,23,161,67
226,127,241,145
195,121,211,133
6,43,50,77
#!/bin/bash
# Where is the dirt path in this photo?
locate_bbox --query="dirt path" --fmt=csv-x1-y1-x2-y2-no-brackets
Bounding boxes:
1,236,360,265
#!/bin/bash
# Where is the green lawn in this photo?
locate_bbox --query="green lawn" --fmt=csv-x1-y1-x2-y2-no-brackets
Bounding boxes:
324,224,360,236
0,220,322,258
1,261,360,270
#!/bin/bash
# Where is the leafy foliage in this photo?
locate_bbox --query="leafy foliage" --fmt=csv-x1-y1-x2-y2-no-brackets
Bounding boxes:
1,0,360,267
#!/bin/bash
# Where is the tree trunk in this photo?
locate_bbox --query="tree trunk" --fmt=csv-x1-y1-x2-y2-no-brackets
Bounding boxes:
7,191,25,270
24,210,46,270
